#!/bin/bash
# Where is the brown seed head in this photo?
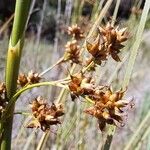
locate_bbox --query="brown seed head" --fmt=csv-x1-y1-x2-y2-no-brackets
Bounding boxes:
28,96,64,131
17,73,28,87
64,40,81,64
68,73,95,100
84,87,129,131
27,71,41,84
67,24,85,39
86,35,108,65
98,23,128,62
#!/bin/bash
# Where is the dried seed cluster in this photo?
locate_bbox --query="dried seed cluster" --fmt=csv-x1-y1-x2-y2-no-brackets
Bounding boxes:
0,83,7,118
86,23,128,68
24,23,131,133
84,87,128,131
63,40,81,64
17,71,41,87
28,96,64,131
68,73,130,131
67,24,85,40
68,73,94,100
63,24,85,64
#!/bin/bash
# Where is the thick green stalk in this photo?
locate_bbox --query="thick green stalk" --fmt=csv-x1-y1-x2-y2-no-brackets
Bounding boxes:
1,0,31,150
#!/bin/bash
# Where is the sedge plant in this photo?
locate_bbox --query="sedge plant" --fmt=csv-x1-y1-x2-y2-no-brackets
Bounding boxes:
0,0,150,150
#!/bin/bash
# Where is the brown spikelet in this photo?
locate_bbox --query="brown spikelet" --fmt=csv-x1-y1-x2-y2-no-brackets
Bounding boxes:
64,40,81,64
68,73,95,100
67,24,85,39
27,96,64,131
17,73,28,87
27,71,41,84
86,35,108,65
84,87,129,131
98,23,128,62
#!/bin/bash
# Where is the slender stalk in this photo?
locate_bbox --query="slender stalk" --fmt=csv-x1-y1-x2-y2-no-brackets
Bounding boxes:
122,0,150,90
111,0,121,26
124,110,150,150
39,57,64,77
36,132,50,150
3,81,68,118
0,14,14,35
103,0,150,149
1,1,31,149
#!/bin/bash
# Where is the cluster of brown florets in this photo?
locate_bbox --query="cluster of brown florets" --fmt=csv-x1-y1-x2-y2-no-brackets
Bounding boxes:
86,23,128,68
63,24,85,64
68,73,95,100
84,87,129,131
63,40,81,64
26,23,131,132
27,96,64,131
0,82,7,118
68,73,130,131
67,24,85,40
17,70,41,87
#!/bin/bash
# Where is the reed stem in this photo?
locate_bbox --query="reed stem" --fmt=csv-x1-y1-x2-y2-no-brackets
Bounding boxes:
0,1,31,149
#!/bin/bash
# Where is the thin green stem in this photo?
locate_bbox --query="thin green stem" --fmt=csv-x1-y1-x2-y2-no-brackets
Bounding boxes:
124,110,150,150
1,1,31,149
122,0,150,90
103,0,150,149
111,0,121,26
39,57,64,77
3,81,68,119
36,132,50,150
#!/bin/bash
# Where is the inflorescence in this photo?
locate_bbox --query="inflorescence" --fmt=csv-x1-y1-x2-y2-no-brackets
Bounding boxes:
0,23,131,133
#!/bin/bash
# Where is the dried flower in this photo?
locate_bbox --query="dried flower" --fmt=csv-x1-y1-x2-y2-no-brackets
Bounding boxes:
17,73,28,87
67,24,84,39
84,87,129,131
98,23,128,62
86,35,108,66
18,71,41,87
27,71,41,84
68,73,95,100
27,96,64,131
64,40,81,64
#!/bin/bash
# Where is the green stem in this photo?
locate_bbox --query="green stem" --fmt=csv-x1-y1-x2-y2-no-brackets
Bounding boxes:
3,81,68,119
36,132,50,150
124,110,150,150
1,1,31,149
103,0,150,149
122,0,150,90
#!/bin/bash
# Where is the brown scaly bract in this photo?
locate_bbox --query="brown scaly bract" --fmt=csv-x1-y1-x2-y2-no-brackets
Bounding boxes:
68,73,95,100
84,87,129,131
86,35,108,65
17,73,28,87
27,71,41,84
98,23,128,62
67,24,85,40
17,71,41,87
63,40,81,64
27,96,64,131
86,23,128,69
